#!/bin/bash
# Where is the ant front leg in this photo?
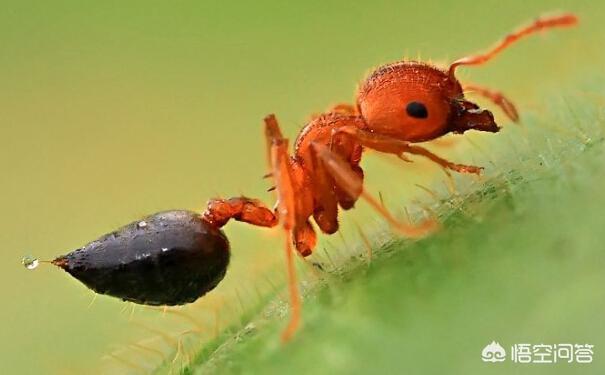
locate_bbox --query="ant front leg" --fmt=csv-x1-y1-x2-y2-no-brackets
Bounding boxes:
311,142,437,238
464,83,519,122
333,126,484,175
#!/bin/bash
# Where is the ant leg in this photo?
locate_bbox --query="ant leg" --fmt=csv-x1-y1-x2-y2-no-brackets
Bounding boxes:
329,103,358,115
335,165,363,210
309,136,363,231
281,229,301,342
311,142,437,237
464,83,519,122
449,13,578,75
308,142,340,234
333,126,483,175
265,114,296,231
264,113,285,174
309,103,358,121
264,114,304,342
293,220,317,257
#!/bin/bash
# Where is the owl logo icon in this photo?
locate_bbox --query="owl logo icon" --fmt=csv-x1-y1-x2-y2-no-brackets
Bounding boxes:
482,341,506,362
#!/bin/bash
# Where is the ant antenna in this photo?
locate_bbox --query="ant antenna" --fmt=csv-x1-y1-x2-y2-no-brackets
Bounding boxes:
448,13,578,76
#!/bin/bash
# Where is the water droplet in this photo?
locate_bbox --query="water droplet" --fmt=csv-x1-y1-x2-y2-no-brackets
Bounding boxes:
137,221,148,229
22,256,39,270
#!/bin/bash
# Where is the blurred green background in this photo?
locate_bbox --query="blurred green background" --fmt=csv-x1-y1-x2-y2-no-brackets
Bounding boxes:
1,0,602,373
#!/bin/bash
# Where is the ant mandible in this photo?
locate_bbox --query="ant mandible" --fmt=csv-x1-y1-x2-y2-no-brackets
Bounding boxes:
45,13,577,342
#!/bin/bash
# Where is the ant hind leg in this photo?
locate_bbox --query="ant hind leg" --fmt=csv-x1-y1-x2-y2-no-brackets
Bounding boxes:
264,114,305,342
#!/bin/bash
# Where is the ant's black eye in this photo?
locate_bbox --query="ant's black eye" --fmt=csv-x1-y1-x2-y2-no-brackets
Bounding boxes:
406,101,428,119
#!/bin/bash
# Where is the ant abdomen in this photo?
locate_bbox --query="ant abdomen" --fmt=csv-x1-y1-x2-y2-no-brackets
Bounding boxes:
53,210,230,306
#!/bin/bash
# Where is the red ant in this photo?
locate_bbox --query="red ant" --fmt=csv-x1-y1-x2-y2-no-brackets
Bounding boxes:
43,13,577,343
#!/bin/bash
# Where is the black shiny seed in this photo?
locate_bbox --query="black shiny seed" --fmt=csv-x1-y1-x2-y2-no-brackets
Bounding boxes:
53,210,230,306
406,101,428,119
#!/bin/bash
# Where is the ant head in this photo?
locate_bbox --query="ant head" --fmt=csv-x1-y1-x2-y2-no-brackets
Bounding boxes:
357,62,499,142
